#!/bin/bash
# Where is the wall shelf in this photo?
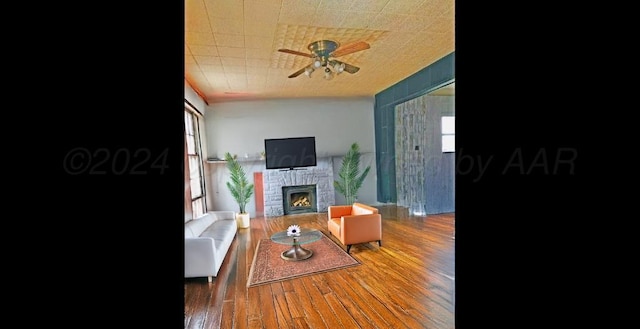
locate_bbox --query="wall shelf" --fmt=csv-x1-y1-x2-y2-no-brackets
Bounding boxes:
207,157,265,164
207,152,374,164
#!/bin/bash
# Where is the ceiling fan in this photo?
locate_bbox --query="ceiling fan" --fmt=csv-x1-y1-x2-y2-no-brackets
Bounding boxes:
278,40,370,79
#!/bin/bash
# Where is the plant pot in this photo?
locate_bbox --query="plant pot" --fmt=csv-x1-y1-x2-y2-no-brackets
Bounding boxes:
236,212,250,228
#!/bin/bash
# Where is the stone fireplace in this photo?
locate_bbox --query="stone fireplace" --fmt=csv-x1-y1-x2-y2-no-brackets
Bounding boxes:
262,158,335,217
282,184,317,215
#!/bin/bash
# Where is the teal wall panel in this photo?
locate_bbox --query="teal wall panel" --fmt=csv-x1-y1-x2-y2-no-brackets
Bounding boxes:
374,52,455,206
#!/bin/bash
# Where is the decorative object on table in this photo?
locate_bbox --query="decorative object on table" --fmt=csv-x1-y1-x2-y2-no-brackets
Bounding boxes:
286,224,301,237
224,151,254,228
334,142,371,204
247,231,360,287
259,151,265,160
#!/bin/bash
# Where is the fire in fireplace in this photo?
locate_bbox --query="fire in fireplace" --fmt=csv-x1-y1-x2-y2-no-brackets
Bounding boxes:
292,194,311,207
282,184,317,215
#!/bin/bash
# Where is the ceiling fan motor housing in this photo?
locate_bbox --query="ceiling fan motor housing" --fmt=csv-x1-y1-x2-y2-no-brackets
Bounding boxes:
308,40,339,64
308,40,339,56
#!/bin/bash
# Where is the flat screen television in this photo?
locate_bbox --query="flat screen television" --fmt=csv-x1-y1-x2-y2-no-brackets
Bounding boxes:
264,137,317,170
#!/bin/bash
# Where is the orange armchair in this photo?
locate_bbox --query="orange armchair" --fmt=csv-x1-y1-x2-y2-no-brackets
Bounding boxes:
327,202,382,253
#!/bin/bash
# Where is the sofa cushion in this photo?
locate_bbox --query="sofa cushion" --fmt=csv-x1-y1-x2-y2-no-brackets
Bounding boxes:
185,213,218,238
200,218,236,241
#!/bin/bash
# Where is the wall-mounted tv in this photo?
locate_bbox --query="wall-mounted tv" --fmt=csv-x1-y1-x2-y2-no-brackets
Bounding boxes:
264,137,317,170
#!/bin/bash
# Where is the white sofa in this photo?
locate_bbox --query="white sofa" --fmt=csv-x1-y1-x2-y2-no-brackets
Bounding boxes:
184,211,238,282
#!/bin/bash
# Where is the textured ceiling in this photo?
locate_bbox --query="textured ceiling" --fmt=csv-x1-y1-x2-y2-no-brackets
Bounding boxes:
185,0,454,104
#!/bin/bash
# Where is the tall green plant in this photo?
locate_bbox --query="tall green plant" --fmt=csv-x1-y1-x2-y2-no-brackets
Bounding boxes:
334,142,371,205
224,152,254,214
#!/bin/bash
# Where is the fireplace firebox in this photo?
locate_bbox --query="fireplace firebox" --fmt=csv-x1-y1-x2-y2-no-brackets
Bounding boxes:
282,185,317,215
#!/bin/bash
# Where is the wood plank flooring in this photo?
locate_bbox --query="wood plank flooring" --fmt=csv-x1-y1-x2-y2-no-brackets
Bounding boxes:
184,206,455,329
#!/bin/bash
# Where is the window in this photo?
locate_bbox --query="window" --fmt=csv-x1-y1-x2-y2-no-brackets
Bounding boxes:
442,116,455,153
185,106,206,219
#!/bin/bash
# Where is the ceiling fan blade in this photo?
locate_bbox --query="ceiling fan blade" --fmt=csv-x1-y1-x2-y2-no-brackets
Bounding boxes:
288,67,307,78
278,48,314,58
342,62,360,74
330,41,370,57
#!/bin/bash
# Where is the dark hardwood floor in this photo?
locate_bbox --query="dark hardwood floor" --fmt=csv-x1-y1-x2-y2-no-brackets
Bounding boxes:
184,206,455,329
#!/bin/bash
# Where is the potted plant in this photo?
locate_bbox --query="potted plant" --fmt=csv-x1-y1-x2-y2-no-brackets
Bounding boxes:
224,152,254,228
334,142,371,205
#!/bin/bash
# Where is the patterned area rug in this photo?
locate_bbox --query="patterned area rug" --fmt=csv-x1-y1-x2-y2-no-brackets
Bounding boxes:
247,232,360,287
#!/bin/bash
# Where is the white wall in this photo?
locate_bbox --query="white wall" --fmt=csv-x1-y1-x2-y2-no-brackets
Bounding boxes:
203,97,378,214
204,97,375,158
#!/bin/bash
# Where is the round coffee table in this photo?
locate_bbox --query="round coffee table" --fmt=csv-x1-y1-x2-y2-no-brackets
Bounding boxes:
270,228,323,261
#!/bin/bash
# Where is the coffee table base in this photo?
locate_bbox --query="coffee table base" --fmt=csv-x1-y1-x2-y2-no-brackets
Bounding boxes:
281,244,313,261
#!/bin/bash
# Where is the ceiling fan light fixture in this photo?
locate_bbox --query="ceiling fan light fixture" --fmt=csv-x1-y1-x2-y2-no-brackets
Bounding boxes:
314,58,322,68
324,67,333,80
304,66,314,77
